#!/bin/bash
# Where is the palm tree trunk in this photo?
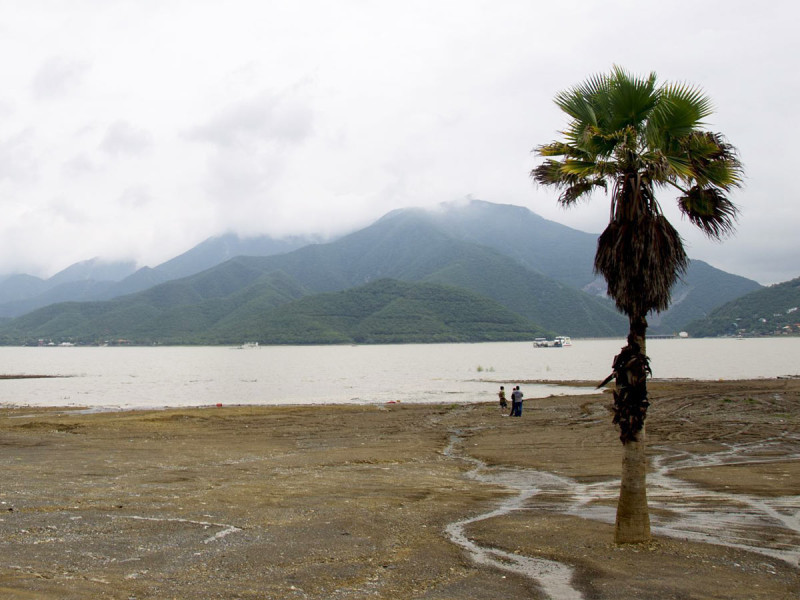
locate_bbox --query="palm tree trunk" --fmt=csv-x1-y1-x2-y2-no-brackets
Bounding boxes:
613,315,651,543
615,425,650,542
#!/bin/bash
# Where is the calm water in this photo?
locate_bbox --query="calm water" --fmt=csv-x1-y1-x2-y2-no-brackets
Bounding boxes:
0,338,798,410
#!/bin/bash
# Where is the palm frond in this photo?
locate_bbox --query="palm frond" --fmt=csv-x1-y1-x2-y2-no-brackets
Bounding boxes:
684,132,744,189
531,159,608,201
530,159,567,187
660,82,714,122
536,141,574,158
678,186,739,239
561,159,604,178
605,67,659,132
558,180,604,206
554,89,599,126
651,151,692,181
574,127,619,158
531,159,588,187
575,71,612,99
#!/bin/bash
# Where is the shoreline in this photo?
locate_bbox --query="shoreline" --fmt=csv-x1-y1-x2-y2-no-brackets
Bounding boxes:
3,376,798,411
1,378,798,598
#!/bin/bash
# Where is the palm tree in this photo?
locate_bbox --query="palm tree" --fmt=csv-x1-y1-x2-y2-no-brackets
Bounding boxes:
532,66,743,543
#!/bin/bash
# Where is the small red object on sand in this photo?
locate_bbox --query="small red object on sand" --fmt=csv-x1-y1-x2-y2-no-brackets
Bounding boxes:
216,403,222,407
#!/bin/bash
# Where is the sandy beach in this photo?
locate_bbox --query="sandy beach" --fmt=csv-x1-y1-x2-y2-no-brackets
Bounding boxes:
1,378,798,599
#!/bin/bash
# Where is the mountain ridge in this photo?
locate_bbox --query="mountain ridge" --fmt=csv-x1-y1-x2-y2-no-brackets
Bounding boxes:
0,200,768,342
686,276,800,337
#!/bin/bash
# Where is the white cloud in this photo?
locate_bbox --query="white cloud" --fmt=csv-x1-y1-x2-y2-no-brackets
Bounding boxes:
0,0,796,285
0,129,39,183
31,56,90,100
100,121,154,157
186,90,313,150
119,185,153,209
62,153,101,177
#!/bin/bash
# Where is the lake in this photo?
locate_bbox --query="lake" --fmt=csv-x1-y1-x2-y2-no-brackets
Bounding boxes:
0,338,798,410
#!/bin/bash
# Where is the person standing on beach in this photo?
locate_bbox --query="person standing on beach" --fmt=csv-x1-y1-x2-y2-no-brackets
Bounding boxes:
510,386,523,417
498,386,508,412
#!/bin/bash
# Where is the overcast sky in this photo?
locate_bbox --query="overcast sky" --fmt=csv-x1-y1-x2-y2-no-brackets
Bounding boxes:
1,1,796,285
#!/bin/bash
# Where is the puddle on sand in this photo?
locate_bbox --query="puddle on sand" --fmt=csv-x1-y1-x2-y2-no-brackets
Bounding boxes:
444,433,584,600
645,435,800,565
551,435,800,566
443,431,800,599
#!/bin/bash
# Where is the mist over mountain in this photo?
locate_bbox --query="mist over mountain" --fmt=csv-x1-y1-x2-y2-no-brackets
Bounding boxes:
414,200,599,289
0,200,766,344
414,200,762,331
47,258,139,286
0,234,318,318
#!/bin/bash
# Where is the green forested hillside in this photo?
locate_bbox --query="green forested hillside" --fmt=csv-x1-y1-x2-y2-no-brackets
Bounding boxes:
0,278,549,345
242,210,627,336
413,200,599,289
203,279,551,344
0,271,308,345
0,220,616,343
417,244,624,337
686,276,800,336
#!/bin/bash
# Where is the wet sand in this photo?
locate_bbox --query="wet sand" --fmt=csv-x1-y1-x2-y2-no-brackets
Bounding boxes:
0,378,798,599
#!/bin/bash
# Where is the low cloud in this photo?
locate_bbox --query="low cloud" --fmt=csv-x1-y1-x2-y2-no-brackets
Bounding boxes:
119,185,153,209
186,91,313,150
31,56,90,100
100,121,154,157
184,90,316,231
62,153,101,177
0,129,39,183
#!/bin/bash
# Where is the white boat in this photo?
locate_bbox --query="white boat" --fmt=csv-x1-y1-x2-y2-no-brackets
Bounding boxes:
533,336,572,348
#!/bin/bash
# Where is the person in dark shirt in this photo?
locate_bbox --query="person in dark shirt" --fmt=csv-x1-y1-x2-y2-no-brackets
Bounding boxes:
510,386,524,417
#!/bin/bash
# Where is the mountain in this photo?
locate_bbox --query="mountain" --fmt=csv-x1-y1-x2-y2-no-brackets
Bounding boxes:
0,200,764,343
47,258,138,286
685,276,800,337
415,200,599,289
217,209,629,336
204,279,551,344
0,274,51,305
0,234,317,318
0,259,136,317
0,276,550,345
147,233,320,281
0,207,627,344
648,260,763,333
0,258,135,307
390,200,762,334
0,269,309,345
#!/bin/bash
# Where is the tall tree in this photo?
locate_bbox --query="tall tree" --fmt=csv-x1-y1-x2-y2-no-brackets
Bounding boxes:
532,66,743,543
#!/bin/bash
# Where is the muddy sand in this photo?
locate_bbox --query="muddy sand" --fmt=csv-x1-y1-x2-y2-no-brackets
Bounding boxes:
1,378,799,599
